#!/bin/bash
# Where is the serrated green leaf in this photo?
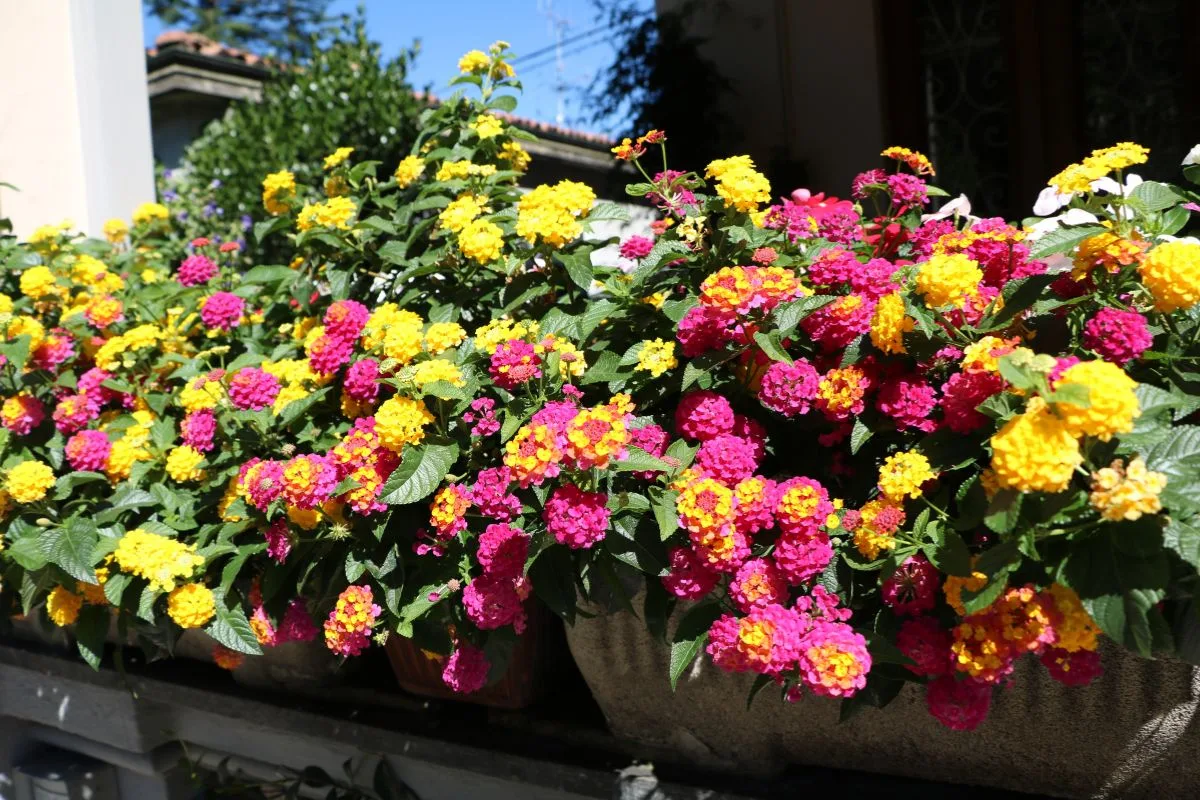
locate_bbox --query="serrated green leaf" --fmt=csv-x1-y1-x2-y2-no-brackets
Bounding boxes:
606,516,669,576
276,386,330,427
1029,225,1106,259
75,605,110,670
650,486,679,540
773,295,835,336
41,518,99,582
984,489,1023,535
240,265,297,285
377,441,459,505
850,419,873,455
207,596,263,655
669,601,722,690
752,330,792,363
612,446,671,474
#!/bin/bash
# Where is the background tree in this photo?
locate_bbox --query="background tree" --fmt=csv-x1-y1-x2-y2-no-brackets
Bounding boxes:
145,0,335,62
145,0,259,48
585,0,734,171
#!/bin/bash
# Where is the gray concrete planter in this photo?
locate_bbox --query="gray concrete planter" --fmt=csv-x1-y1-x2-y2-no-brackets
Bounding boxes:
565,602,1200,799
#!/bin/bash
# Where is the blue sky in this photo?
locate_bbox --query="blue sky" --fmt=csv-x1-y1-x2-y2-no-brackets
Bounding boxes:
143,0,654,135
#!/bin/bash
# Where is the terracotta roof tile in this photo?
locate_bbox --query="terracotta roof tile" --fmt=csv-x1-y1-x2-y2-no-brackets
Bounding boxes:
148,33,613,147
148,30,270,66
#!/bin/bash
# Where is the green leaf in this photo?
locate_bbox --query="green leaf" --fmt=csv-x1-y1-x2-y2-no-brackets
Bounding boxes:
661,297,697,324
377,240,409,265
420,380,469,402
923,527,972,577
1047,382,1090,408
1130,180,1183,212
53,471,107,501
558,249,595,291
961,574,1009,614
529,544,577,624
612,446,671,474
95,485,157,524
240,265,297,285
983,489,1023,535
377,441,460,505
276,386,331,428
538,308,580,339
628,240,689,288
220,544,265,594
618,341,646,367
42,518,99,582
487,93,519,112
103,572,132,606
74,605,110,670
669,601,722,690
1164,516,1200,571
643,578,674,643
252,216,291,246
0,335,32,373
1146,425,1200,512
578,299,617,340
1084,590,1165,658
849,419,873,455
997,356,1039,392
581,350,623,385
207,597,264,656
345,550,367,583
649,486,679,541
606,516,669,576
663,439,699,473
1059,522,1170,604
7,535,46,571
752,330,792,363
772,295,836,336
838,666,907,721
1029,225,1106,259
746,674,774,710
587,201,630,223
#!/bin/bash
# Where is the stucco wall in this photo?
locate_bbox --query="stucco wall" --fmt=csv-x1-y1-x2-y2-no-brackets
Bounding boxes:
0,0,155,238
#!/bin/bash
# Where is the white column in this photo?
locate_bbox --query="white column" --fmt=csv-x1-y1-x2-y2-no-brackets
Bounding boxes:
0,0,155,240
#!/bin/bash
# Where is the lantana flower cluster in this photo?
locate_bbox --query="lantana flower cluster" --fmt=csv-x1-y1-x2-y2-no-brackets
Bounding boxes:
5,45,1200,738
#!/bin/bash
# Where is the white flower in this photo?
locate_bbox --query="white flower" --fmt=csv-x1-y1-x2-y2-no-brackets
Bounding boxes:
922,194,976,224
1026,208,1100,240
1033,186,1072,216
1183,144,1200,166
1091,174,1143,196
1032,174,1143,217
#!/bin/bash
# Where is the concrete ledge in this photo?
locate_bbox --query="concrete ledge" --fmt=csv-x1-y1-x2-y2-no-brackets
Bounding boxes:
147,63,265,102
0,642,767,800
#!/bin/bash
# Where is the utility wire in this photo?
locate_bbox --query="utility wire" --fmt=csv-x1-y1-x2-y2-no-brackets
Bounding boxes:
517,37,610,75
511,9,651,64
512,23,606,63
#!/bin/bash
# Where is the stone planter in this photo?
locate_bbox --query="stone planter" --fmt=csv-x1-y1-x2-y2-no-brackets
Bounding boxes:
5,614,72,652
565,602,1200,799
174,630,340,691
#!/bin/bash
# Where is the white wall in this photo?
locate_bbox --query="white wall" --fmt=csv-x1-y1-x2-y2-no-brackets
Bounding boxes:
0,0,155,239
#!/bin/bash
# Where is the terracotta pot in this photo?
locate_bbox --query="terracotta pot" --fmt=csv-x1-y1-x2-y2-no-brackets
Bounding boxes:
174,630,339,690
385,604,551,709
565,599,1200,799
